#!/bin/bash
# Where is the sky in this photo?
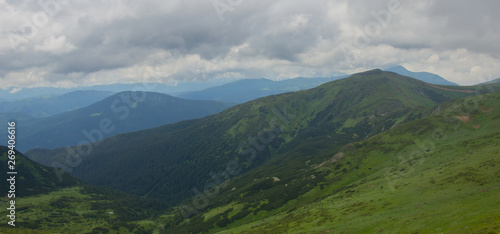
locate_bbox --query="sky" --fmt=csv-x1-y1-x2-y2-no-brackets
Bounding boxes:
1,0,500,90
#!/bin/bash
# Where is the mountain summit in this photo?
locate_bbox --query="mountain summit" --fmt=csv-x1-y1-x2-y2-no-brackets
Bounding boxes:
4,91,232,151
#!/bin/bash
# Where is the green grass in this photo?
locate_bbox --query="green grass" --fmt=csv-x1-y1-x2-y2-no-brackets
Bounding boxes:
168,91,500,233
0,186,165,233
340,117,364,129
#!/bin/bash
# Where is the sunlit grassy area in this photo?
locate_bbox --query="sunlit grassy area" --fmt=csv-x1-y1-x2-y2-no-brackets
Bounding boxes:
182,92,500,233
0,186,161,233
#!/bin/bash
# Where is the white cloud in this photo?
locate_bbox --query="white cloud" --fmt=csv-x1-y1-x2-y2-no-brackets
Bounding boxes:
34,36,76,54
1,0,499,89
9,87,22,94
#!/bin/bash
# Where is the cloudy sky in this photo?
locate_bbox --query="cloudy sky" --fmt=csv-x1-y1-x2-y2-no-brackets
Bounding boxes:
1,0,499,89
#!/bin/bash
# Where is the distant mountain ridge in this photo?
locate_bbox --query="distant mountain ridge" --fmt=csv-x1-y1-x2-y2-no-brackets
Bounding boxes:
177,66,462,104
177,76,348,103
480,77,500,84
385,65,458,86
1,66,461,103
0,80,232,101
0,90,114,118
2,91,233,151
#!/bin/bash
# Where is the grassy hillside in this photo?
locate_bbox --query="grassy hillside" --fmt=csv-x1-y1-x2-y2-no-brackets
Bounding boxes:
0,185,172,233
0,146,78,198
162,89,500,233
27,70,479,206
3,70,499,233
0,147,169,233
5,91,232,151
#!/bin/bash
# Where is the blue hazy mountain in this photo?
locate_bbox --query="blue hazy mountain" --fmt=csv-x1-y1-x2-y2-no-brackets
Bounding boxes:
178,76,348,103
179,66,462,104
385,65,458,86
1,91,233,151
0,90,114,118
0,80,232,101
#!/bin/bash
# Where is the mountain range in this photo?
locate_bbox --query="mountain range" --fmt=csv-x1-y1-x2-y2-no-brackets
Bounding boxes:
0,90,114,118
177,66,460,103
0,79,232,102
1,66,457,105
1,92,233,151
2,69,499,233
177,76,347,103
26,70,478,203
175,66,462,104
384,65,459,86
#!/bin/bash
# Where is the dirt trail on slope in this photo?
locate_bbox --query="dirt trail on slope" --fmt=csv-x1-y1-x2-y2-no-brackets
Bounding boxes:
455,116,470,122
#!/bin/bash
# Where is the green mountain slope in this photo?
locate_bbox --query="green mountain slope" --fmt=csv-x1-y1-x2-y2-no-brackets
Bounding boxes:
481,77,500,85
163,89,500,233
0,146,78,197
179,66,462,104
27,70,479,206
3,91,233,151
0,147,170,233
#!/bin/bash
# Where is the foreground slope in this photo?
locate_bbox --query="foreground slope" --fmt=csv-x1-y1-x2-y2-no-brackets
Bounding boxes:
0,146,78,198
0,147,169,233
6,91,232,151
27,70,478,205
164,89,500,233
